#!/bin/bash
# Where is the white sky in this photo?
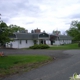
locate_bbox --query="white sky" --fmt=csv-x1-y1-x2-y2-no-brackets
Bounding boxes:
1,0,80,33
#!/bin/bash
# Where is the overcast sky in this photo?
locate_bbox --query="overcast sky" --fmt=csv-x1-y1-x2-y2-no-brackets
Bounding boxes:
1,0,80,33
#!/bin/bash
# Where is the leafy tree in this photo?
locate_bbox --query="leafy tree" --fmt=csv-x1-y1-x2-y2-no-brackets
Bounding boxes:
0,22,12,47
66,21,80,41
0,14,26,47
9,24,25,33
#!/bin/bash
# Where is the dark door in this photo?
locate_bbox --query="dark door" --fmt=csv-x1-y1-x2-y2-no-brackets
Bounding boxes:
40,40,46,44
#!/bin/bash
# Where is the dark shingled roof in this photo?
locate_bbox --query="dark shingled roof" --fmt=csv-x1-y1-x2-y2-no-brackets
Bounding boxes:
58,35,72,40
50,34,72,40
14,33,33,39
9,34,16,38
32,33,39,39
13,32,50,40
11,33,72,40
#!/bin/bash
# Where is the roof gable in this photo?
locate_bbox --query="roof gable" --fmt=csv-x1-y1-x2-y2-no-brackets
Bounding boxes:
39,33,49,38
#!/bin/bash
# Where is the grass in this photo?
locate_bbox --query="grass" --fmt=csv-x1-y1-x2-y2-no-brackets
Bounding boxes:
49,43,80,50
0,55,52,77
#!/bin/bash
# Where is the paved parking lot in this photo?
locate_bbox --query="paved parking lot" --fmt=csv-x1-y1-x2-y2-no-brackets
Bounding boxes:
0,49,80,80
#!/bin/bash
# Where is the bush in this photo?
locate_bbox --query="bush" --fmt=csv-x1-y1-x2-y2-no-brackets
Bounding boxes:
29,44,50,49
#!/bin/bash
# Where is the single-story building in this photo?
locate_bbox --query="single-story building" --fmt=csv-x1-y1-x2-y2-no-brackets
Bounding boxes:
6,32,50,48
50,34,72,45
6,32,72,48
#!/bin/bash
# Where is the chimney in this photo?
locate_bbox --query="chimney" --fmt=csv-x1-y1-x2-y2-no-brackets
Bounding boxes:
25,30,28,33
31,30,34,33
34,28,41,33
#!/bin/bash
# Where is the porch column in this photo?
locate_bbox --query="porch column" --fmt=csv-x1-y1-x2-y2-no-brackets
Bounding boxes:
37,40,40,44
43,40,44,44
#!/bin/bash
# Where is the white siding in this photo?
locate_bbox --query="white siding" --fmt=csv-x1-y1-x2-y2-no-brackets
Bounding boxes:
7,40,19,48
37,40,39,44
18,40,34,48
7,40,34,48
52,40,72,45
67,40,69,44
62,40,72,44
11,40,19,48
69,40,72,44
53,40,60,45
59,40,64,45
6,39,72,48
64,40,67,44
46,40,51,45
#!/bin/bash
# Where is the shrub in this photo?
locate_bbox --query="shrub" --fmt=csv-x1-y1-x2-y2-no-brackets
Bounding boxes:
29,44,50,49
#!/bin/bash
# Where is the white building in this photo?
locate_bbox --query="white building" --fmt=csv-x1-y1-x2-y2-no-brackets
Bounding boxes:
6,32,72,48
50,35,72,45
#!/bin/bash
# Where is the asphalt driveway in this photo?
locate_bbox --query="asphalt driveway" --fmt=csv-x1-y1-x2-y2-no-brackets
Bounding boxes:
0,49,70,59
0,49,80,80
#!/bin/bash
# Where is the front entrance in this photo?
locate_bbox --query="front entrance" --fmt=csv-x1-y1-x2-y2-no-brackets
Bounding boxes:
40,40,46,44
50,40,55,45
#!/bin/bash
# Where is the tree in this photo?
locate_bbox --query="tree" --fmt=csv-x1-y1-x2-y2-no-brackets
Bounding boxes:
9,24,26,33
0,22,12,47
0,14,12,47
66,20,80,41
0,14,26,47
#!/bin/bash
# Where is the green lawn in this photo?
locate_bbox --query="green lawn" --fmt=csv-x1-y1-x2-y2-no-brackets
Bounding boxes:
49,43,80,50
0,55,52,77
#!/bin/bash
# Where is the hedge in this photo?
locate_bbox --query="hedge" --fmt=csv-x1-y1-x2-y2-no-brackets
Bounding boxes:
29,44,50,49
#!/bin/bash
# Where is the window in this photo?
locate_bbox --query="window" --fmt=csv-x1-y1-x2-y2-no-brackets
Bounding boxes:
39,33,49,37
20,40,22,44
26,40,27,43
